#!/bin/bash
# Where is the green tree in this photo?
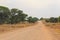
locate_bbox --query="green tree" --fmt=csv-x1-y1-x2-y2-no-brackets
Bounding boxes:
45,19,50,22
0,6,39,24
40,17,44,20
49,17,58,23
32,17,39,23
27,16,32,23
58,16,60,22
10,8,28,24
0,6,10,24
10,8,19,24
27,16,39,23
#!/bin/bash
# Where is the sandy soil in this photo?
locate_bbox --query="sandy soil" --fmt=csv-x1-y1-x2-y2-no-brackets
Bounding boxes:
0,21,58,40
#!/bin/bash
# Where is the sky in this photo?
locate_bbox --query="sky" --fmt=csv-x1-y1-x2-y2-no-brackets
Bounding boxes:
0,0,60,18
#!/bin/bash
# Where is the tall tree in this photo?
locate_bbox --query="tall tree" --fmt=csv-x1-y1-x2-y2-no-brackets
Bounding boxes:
10,8,28,24
0,6,10,24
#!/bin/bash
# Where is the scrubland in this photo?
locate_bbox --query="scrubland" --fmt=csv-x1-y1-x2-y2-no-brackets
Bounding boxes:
0,22,36,33
45,22,60,39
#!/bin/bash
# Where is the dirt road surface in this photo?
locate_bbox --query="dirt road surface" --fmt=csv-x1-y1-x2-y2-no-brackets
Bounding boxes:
0,21,58,40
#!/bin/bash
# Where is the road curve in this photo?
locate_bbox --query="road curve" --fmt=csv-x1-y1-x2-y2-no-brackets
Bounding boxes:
0,21,58,40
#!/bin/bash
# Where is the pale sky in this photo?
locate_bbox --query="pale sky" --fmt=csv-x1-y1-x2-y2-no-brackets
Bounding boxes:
0,0,60,18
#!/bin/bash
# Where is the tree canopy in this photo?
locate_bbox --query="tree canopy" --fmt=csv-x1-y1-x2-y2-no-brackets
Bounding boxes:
43,17,60,23
0,6,39,24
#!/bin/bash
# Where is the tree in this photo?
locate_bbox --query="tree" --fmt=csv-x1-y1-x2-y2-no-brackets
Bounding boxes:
32,17,39,23
0,6,39,24
58,16,60,22
27,16,39,23
0,6,10,24
10,8,28,24
40,17,44,20
19,13,28,22
54,18,58,23
27,16,32,23
49,17,58,23
11,8,18,16
10,8,19,24
17,10,28,22
45,19,50,22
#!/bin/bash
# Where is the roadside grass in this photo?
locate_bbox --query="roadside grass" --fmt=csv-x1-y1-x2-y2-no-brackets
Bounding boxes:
46,23,60,28
44,22,60,39
45,23,60,34
0,22,37,33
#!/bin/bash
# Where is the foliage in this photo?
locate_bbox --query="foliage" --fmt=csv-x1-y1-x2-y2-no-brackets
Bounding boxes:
40,17,44,20
58,16,60,22
0,6,10,24
27,16,39,23
49,17,58,23
45,17,59,23
0,6,38,24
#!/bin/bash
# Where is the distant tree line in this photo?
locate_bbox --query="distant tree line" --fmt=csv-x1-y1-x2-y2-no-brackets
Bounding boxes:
0,6,39,24
40,16,60,23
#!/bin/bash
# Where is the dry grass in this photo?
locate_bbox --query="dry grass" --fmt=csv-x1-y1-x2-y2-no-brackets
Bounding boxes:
40,21,60,34
0,22,36,33
45,22,60,39
45,23,60,29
